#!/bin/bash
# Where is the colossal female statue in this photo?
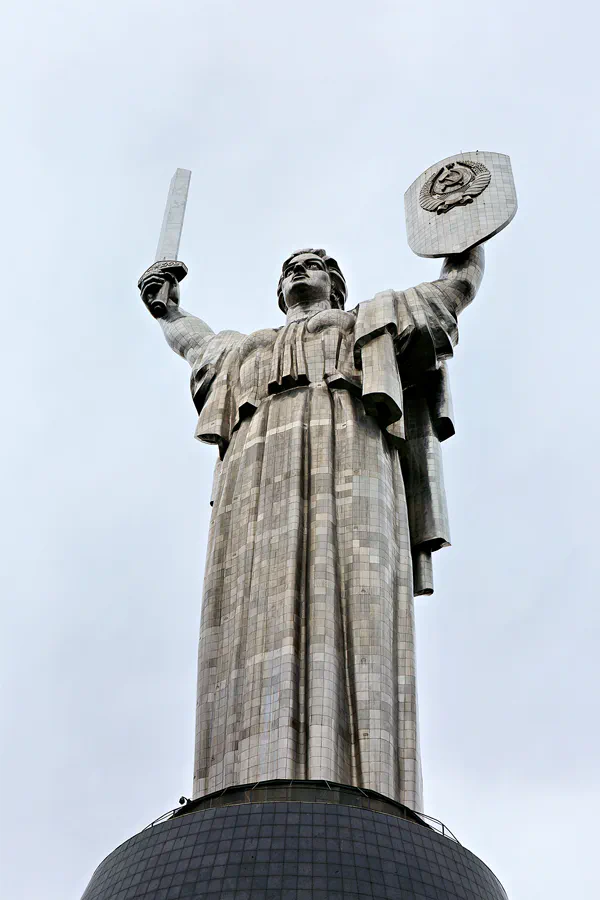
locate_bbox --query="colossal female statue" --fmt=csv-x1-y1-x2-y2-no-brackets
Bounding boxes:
139,241,484,813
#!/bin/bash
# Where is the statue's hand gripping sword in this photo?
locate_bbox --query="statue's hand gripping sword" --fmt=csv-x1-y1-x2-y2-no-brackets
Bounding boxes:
138,168,192,318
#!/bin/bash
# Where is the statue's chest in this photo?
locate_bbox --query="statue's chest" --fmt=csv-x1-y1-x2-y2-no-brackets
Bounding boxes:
238,311,357,399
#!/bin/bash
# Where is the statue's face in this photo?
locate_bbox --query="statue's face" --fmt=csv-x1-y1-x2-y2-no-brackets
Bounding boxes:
281,253,332,309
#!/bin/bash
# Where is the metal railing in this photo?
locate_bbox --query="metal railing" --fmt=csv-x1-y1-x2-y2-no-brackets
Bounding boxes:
143,779,460,844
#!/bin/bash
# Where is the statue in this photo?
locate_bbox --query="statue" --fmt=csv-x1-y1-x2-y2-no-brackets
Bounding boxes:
137,153,516,813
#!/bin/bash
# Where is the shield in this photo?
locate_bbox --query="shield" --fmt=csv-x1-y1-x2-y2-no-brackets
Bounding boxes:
404,151,517,258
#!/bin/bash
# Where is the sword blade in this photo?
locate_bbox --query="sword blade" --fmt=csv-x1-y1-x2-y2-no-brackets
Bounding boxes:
155,168,191,262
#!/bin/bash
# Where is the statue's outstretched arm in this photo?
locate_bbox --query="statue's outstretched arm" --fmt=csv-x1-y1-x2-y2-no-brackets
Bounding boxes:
157,305,214,368
138,269,214,368
435,244,485,315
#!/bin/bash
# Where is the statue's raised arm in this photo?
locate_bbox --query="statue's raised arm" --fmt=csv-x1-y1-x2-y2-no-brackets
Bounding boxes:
139,267,215,368
138,261,245,459
435,244,485,314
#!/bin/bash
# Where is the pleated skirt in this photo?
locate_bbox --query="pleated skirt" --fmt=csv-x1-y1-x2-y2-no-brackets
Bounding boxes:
193,382,422,809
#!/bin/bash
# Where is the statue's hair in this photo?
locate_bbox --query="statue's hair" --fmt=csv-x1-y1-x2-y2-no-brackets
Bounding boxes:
277,248,347,313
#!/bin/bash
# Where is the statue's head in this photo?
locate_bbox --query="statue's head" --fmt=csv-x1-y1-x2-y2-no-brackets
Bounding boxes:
277,248,347,314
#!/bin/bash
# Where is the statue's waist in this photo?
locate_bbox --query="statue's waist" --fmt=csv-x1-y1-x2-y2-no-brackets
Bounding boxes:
265,371,362,397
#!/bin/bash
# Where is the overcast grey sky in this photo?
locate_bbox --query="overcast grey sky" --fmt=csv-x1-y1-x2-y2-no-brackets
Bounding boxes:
1,1,598,897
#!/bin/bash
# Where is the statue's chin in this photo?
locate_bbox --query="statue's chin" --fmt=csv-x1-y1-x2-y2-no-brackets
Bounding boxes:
286,285,326,309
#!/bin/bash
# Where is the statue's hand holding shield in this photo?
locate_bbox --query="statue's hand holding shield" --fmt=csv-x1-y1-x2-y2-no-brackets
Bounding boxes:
405,151,517,258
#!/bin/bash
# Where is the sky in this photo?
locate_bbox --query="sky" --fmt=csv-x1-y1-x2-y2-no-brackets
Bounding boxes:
1,1,598,897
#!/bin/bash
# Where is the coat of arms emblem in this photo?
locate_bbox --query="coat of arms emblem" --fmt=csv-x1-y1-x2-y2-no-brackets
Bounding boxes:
419,160,491,214
405,150,516,257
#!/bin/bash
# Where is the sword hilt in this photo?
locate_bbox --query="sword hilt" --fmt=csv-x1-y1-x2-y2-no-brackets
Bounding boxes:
138,259,189,318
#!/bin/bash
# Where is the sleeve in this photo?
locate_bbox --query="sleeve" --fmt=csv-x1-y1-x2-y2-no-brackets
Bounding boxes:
189,331,245,459
395,279,472,597
397,282,458,384
397,244,485,383
158,306,245,458
355,250,484,597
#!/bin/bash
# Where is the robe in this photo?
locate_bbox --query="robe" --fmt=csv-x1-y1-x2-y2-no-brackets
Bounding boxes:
167,279,464,810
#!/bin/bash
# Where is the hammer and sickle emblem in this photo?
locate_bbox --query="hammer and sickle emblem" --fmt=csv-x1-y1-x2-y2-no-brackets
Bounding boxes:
419,159,491,214
437,166,465,193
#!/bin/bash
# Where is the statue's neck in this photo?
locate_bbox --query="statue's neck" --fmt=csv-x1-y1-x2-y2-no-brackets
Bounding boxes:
286,299,331,324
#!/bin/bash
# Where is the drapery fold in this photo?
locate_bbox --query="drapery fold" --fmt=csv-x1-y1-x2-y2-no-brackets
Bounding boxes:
189,283,460,596
195,384,421,806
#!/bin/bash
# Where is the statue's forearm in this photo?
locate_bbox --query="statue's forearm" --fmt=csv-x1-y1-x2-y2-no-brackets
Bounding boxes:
158,305,214,366
437,244,485,314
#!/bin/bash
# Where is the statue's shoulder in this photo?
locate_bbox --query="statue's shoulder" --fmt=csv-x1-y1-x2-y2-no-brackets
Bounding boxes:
239,327,279,356
354,291,398,341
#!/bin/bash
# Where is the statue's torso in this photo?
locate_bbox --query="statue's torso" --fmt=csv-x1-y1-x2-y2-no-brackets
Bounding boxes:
237,308,359,403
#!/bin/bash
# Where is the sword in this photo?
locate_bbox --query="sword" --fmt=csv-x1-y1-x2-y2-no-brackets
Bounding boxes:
139,168,192,318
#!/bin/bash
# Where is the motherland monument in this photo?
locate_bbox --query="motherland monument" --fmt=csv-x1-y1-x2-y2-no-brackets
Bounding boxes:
80,152,517,900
